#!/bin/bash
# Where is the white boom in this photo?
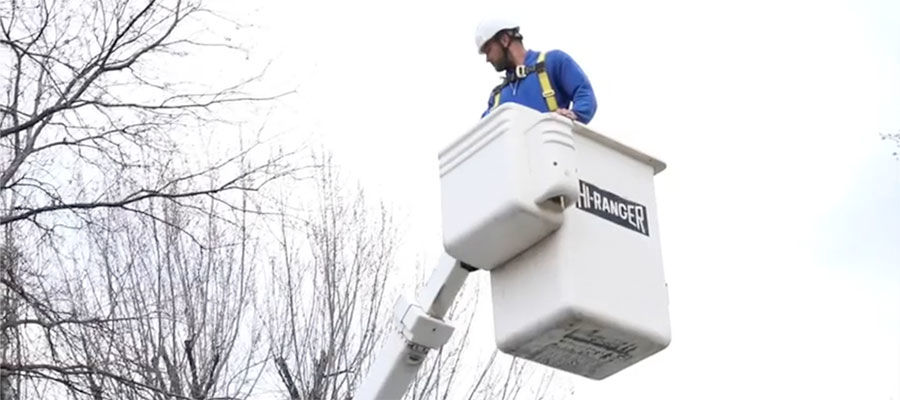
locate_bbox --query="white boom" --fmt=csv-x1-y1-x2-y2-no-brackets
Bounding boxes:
354,253,474,400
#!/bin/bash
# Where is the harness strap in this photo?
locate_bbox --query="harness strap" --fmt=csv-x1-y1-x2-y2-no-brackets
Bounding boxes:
489,52,558,112
536,52,558,112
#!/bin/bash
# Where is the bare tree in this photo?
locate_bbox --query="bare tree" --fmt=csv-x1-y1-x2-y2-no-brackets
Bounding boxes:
48,178,270,399
0,0,286,227
1,1,292,398
0,227,23,400
0,187,269,399
265,152,397,400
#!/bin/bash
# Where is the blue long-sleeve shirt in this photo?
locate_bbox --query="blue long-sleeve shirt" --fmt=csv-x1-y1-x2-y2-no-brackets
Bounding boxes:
481,49,597,124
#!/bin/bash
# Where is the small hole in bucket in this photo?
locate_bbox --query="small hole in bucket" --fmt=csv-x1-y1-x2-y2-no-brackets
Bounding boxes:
553,161,558,166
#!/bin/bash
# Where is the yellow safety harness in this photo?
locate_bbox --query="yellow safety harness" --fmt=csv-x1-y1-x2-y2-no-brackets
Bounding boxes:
491,52,558,112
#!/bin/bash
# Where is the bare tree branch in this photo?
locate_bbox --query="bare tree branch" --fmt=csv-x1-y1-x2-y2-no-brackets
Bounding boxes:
1,169,270,225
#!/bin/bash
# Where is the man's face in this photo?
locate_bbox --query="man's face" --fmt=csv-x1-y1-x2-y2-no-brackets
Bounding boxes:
480,35,509,72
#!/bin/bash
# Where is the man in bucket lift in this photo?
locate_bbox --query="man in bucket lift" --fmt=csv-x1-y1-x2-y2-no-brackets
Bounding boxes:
476,18,598,124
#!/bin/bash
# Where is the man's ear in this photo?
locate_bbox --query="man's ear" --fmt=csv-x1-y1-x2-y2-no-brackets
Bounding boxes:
498,32,511,47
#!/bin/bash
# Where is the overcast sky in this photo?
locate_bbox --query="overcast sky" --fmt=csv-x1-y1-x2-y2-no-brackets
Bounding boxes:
211,0,900,398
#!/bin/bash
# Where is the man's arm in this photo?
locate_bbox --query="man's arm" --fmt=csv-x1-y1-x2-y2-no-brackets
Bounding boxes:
481,94,494,118
481,83,505,119
549,50,597,124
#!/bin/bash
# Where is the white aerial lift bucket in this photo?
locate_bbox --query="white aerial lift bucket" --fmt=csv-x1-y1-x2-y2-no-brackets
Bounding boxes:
438,103,670,380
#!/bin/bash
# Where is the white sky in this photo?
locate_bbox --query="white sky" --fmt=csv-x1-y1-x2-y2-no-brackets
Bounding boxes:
210,0,900,398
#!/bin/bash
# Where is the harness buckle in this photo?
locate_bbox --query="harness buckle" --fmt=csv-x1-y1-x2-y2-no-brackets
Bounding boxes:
515,65,527,79
542,89,556,98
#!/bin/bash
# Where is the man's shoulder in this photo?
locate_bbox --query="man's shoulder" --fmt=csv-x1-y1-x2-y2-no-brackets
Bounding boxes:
536,49,577,70
540,49,573,61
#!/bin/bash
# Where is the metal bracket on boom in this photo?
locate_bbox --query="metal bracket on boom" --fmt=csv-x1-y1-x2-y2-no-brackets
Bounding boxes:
393,296,455,364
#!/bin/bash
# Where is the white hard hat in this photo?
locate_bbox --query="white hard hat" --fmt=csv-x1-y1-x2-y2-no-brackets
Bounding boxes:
474,18,519,53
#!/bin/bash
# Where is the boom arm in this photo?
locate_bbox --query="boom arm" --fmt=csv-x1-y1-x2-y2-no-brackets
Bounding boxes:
354,253,475,399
